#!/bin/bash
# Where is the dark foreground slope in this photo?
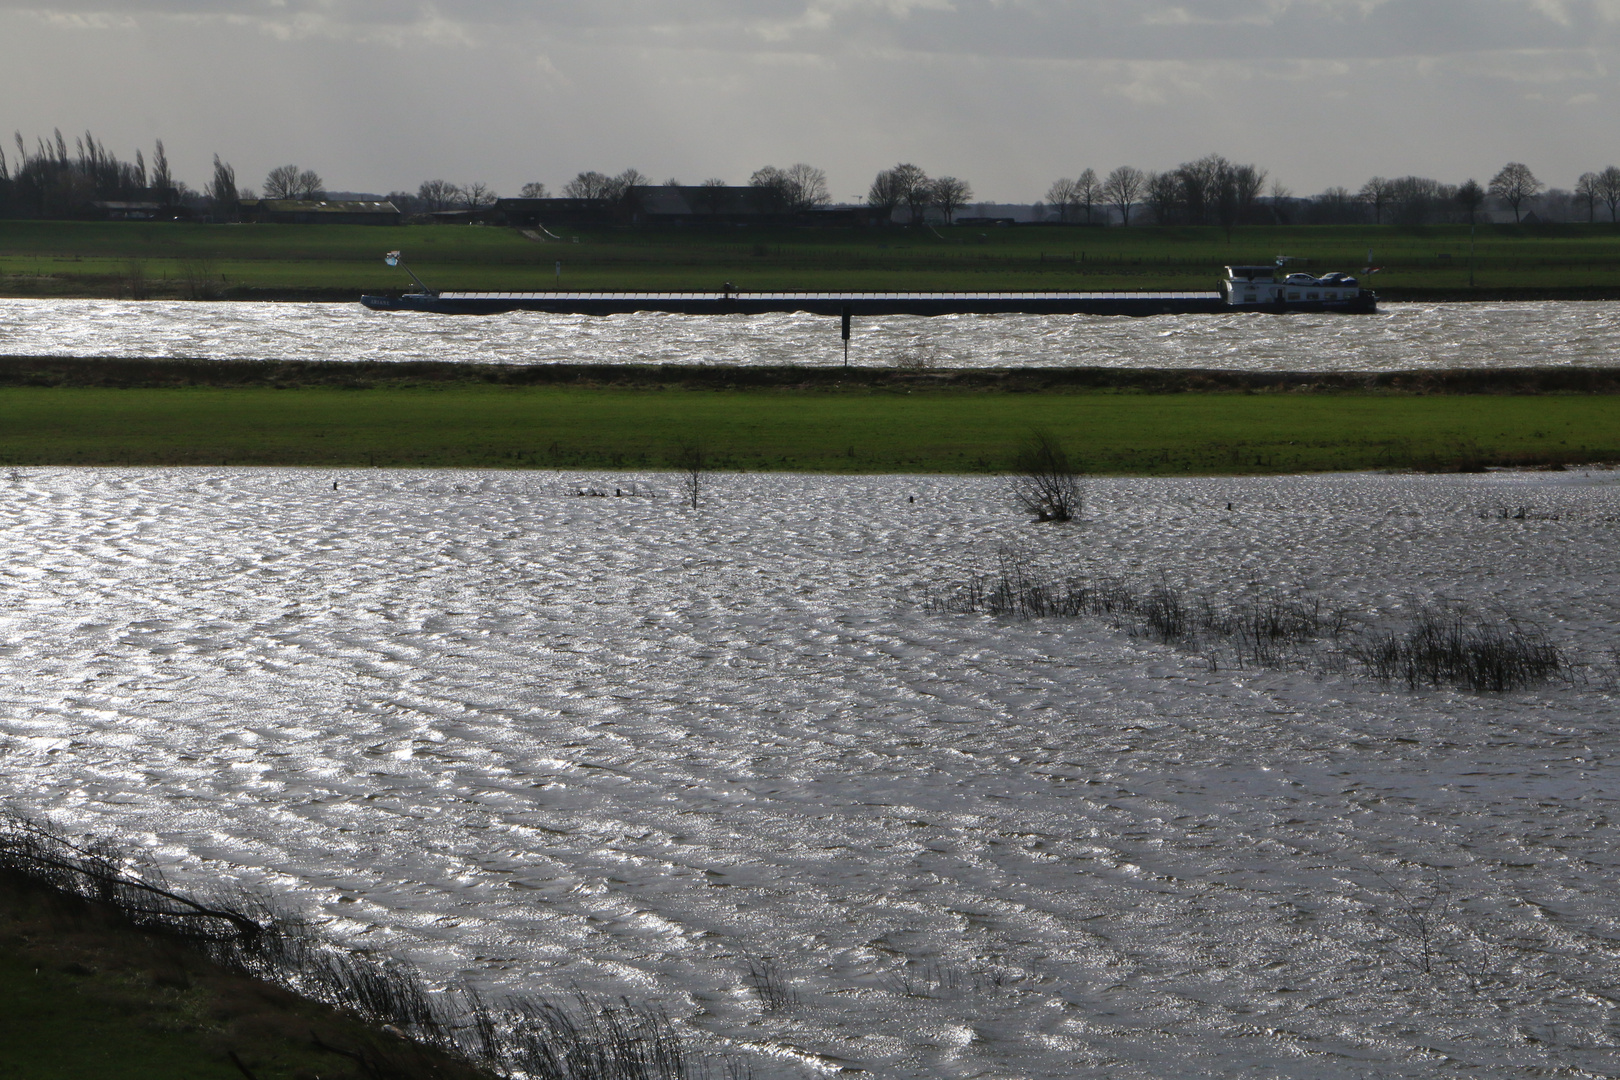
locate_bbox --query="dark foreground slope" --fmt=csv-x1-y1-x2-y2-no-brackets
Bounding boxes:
0,864,494,1080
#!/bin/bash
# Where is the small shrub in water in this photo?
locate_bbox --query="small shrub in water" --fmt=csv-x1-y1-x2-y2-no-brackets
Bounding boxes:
1007,431,1082,523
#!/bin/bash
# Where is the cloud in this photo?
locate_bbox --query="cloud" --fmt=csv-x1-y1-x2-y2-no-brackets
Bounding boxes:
0,0,1613,198
6,0,1618,59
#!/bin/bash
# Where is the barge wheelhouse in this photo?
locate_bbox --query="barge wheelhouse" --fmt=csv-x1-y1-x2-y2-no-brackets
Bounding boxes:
1220,265,1378,313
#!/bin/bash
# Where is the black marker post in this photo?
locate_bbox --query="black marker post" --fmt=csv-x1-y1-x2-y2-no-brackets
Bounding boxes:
841,306,851,367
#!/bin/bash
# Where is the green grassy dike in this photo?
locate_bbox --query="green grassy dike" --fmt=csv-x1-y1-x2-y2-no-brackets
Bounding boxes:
3,219,1619,298
0,363,1617,474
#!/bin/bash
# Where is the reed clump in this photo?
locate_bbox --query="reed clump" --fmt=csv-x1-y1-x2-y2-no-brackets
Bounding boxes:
505,995,694,1080
744,956,798,1013
928,548,1564,691
1347,607,1563,692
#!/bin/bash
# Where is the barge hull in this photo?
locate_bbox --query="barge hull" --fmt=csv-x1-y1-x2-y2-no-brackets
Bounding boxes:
358,291,1377,317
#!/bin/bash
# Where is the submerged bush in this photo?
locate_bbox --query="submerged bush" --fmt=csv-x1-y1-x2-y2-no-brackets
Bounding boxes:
1007,431,1083,523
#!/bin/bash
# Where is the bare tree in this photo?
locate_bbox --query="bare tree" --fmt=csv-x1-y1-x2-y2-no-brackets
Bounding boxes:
1008,431,1082,523
263,164,300,199
1308,186,1357,225
752,165,829,212
1574,173,1599,223
461,182,497,209
1230,163,1267,225
264,164,323,200
1454,179,1486,224
563,170,617,201
1388,175,1444,226
1145,170,1179,225
930,176,972,224
750,165,792,211
1489,162,1543,223
1268,179,1294,224
671,439,708,510
1045,178,1080,222
867,168,904,220
611,168,649,197
417,178,459,211
1358,176,1395,224
1176,154,1227,225
1102,165,1145,226
1592,165,1620,223
883,163,930,224
1074,167,1101,223
519,181,549,198
783,163,830,210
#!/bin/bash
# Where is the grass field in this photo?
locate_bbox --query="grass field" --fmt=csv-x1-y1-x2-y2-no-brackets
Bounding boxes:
0,380,1614,474
2,219,1619,298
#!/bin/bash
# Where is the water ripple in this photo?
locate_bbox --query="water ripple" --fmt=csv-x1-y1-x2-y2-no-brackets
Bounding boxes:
0,467,1617,1078
3,299,1620,369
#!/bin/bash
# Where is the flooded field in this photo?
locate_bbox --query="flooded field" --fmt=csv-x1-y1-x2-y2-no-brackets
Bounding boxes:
1,466,1617,1078
3,298,1620,370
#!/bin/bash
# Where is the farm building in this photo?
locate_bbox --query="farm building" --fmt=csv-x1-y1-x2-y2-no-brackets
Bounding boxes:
240,199,402,225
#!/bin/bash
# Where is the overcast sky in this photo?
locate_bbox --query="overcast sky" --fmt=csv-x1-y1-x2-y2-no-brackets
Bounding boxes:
1,1,1616,202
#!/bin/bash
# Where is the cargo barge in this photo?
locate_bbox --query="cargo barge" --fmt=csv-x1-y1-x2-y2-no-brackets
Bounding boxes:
359,258,1377,317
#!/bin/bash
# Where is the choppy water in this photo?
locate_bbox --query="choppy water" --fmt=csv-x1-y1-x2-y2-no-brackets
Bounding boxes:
3,298,1620,369
2,467,1618,1078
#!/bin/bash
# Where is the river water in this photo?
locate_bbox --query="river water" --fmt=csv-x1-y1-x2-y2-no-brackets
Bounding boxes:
2,466,1617,1078
3,298,1620,369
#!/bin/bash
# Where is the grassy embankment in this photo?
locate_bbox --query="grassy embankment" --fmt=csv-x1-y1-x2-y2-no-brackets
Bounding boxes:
1,219,1619,298
0,360,1616,474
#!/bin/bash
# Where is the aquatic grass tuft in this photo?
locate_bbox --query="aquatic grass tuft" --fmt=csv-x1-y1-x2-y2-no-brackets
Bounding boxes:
506,994,693,1080
744,955,798,1013
929,549,1564,691
883,958,997,999
1347,607,1563,692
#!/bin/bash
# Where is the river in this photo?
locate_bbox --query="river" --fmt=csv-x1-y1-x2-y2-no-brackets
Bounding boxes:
3,298,1620,369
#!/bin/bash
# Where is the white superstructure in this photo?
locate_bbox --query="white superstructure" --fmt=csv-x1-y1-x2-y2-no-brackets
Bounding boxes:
1222,265,1372,309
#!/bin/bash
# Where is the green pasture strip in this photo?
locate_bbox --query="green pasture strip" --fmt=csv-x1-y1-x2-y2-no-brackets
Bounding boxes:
0,383,1613,473
2,220,1618,297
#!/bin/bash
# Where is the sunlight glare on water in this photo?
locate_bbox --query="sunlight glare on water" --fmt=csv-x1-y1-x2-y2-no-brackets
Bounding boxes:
3,298,1620,369
1,467,1618,1078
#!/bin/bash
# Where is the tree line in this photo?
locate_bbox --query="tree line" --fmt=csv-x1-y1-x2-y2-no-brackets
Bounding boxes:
3,127,1619,226
1042,157,1620,227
